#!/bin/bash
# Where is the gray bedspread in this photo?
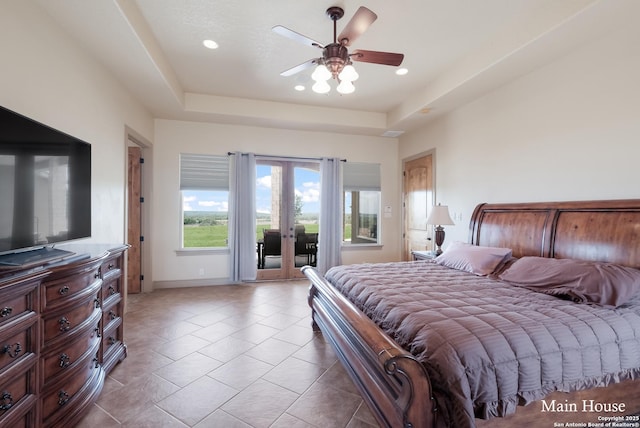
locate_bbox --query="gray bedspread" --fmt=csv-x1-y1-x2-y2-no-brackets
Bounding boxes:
324,261,640,428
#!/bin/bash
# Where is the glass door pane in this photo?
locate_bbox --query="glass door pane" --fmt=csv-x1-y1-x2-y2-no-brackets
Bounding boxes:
256,162,286,279
289,164,320,278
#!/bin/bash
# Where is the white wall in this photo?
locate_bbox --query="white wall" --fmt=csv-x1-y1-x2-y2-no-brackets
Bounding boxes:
399,22,640,246
0,1,153,246
151,119,400,284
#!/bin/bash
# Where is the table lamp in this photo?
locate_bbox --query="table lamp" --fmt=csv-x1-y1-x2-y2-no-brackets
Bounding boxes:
426,204,455,256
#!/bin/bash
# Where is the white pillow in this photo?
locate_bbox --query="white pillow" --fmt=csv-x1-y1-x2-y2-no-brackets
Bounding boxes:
434,241,512,276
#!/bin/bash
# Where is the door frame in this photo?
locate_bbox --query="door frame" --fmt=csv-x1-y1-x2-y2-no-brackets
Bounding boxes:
124,126,152,293
255,159,319,280
402,150,435,261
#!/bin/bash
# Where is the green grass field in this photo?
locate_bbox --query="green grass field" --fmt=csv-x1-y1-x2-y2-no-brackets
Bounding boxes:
183,223,326,247
183,224,229,247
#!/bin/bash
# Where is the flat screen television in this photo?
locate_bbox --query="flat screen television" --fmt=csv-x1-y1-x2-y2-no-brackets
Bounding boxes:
0,105,91,263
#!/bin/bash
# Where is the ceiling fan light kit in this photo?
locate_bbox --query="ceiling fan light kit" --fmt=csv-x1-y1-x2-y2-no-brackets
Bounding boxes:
273,5,404,95
312,80,331,94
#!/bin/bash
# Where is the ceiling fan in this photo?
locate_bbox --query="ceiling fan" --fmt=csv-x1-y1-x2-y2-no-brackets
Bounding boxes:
272,6,404,94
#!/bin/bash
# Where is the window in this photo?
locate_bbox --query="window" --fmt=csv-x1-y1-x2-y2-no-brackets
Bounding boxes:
343,162,381,244
179,154,229,248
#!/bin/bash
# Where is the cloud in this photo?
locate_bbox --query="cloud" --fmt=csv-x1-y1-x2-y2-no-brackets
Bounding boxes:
199,200,228,211
256,175,272,188
296,181,320,203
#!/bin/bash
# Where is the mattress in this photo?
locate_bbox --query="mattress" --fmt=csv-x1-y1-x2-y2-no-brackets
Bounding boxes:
325,261,640,428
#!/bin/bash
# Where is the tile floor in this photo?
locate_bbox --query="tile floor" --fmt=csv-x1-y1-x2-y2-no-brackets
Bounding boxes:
77,280,379,428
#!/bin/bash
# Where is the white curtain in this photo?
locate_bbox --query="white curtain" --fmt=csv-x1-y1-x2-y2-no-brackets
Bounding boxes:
317,157,342,274
228,152,256,282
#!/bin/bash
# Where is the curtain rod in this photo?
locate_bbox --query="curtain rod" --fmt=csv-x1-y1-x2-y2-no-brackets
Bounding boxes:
227,152,346,162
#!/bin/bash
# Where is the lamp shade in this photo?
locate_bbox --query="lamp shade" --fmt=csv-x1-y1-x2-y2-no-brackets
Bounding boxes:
311,64,331,82
426,204,455,226
312,80,331,94
338,64,359,82
336,80,355,94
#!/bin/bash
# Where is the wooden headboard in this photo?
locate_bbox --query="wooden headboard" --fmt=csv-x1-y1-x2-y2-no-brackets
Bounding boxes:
469,199,640,269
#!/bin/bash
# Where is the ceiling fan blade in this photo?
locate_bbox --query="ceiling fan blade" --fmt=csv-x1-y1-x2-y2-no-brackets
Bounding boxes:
351,49,404,67
337,6,377,46
272,25,324,49
280,58,319,77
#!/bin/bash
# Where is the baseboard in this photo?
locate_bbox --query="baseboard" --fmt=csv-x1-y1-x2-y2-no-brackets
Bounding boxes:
152,277,237,289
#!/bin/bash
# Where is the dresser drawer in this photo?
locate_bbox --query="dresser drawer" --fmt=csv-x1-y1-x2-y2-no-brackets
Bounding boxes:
101,304,121,331
42,296,100,347
42,323,100,385
0,406,34,428
0,316,37,373
41,353,102,423
0,294,32,327
41,267,101,311
0,365,36,420
100,256,122,281
102,278,121,304
0,274,40,328
102,320,123,360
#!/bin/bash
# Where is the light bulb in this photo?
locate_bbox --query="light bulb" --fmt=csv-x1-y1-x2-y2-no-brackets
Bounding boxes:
338,64,358,82
336,80,355,94
311,64,331,82
312,80,331,94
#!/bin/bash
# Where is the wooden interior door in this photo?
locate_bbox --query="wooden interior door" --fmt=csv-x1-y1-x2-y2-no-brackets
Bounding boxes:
127,146,142,293
403,154,434,260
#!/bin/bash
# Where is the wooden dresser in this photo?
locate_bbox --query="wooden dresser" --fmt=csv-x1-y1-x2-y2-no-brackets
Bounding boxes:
0,245,127,428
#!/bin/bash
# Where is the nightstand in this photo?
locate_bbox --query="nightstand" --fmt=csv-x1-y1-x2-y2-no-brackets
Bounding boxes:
411,250,436,261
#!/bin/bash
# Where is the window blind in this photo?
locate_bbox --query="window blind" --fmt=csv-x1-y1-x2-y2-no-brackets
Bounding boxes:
179,153,229,190
342,162,381,191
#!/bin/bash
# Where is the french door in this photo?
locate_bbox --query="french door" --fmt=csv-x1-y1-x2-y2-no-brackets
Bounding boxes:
256,159,320,280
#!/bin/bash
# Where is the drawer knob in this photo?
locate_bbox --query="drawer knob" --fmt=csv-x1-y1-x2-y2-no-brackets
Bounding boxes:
58,390,70,406
58,285,70,295
0,307,13,317
58,317,71,332
108,263,115,270
94,272,101,279
1,343,22,358
0,391,13,411
108,310,117,320
108,285,116,296
94,297,101,309
108,336,116,345
93,357,100,369
59,353,71,368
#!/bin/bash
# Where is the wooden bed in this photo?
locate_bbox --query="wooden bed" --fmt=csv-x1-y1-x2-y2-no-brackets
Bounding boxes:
302,199,640,428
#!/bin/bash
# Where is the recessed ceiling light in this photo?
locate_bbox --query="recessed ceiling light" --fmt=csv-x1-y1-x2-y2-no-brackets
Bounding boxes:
203,39,219,49
294,85,305,91
396,68,408,76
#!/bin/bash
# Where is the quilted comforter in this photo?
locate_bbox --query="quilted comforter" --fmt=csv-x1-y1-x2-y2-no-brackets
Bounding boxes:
324,261,640,428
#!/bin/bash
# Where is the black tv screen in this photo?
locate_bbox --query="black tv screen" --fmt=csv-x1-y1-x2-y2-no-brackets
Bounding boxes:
0,105,91,255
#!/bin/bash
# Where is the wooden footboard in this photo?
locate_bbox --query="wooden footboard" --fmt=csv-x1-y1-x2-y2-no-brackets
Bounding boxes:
302,265,438,428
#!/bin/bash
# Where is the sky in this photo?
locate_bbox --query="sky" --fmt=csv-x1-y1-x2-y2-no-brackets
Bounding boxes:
182,165,321,214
